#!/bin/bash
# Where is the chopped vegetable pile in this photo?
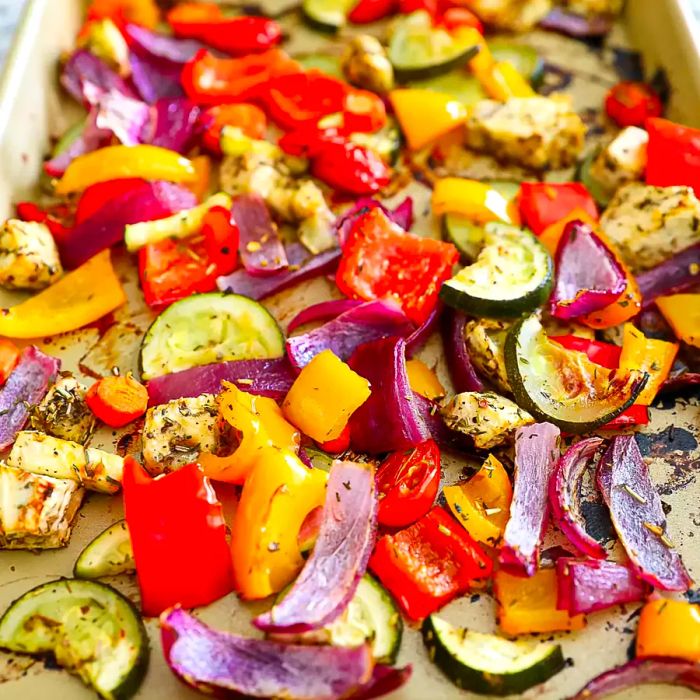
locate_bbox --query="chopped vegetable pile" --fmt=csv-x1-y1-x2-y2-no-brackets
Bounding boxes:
0,1,699,699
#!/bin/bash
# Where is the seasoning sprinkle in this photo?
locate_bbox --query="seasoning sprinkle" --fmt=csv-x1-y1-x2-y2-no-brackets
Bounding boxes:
622,484,647,504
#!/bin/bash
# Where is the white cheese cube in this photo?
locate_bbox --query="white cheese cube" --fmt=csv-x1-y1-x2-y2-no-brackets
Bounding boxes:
0,219,62,290
0,464,84,549
467,0,552,31
465,96,586,170
590,126,648,195
142,394,226,474
600,182,700,272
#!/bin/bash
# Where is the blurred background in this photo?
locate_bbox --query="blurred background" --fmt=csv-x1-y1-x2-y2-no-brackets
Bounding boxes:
0,0,24,67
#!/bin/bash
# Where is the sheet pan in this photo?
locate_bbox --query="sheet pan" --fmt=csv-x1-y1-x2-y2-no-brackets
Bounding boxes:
0,1,699,698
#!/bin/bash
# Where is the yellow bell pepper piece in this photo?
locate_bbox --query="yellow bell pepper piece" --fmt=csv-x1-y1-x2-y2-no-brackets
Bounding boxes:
406,358,445,400
231,447,327,599
0,250,125,339
55,145,197,194
444,454,512,546
467,32,494,80
637,599,700,663
199,382,299,485
656,294,700,348
432,178,512,224
390,89,467,151
478,61,535,101
619,323,678,405
495,568,586,636
282,350,371,443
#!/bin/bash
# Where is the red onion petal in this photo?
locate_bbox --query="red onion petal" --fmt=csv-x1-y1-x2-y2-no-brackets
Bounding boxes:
161,607,375,700
58,181,196,269
551,220,626,320
638,242,700,308
286,299,364,334
254,460,377,632
61,49,138,104
351,665,412,700
129,51,186,104
217,243,341,300
500,423,561,576
549,437,607,559
405,302,441,358
148,97,201,153
124,23,206,64
336,196,414,245
286,300,414,370
598,435,692,591
348,337,431,454
556,558,648,615
146,357,296,404
441,310,484,393
540,8,613,37
232,194,288,276
570,658,700,700
0,347,60,449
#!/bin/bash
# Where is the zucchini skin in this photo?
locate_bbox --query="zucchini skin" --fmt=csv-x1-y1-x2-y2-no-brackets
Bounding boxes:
422,615,565,696
392,44,480,82
0,578,149,700
504,314,646,433
301,1,346,32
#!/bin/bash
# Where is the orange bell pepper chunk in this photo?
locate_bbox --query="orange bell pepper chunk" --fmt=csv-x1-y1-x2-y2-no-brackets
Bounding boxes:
390,89,467,151
637,599,700,663
55,145,197,194
619,323,679,405
656,294,700,348
406,358,445,400
231,447,327,599
444,454,512,546
282,350,371,443
199,382,299,485
87,0,160,28
185,155,212,202
0,250,125,339
494,568,586,636
432,178,513,224
0,338,20,385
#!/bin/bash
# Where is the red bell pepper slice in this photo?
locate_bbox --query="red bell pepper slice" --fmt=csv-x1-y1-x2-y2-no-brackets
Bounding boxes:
122,457,234,616
167,3,281,55
138,205,238,309
369,506,492,621
549,335,648,428
311,140,391,195
75,178,146,225
262,71,348,130
440,7,484,32
182,49,302,106
646,117,700,193
336,207,459,324
343,89,387,133
604,81,662,129
200,103,267,154
550,334,621,369
349,0,396,23
518,182,598,236
15,202,72,243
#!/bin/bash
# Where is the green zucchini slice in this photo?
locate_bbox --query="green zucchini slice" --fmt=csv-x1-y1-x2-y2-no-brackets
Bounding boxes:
408,71,486,107
302,0,356,32
139,292,285,380
423,615,565,696
439,222,553,318
272,575,403,664
74,520,134,579
388,11,480,81
443,181,521,262
488,40,544,87
0,578,148,700
504,312,648,433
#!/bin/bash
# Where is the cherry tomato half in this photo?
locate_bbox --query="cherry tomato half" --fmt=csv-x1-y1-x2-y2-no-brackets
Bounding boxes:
604,81,662,128
376,439,441,528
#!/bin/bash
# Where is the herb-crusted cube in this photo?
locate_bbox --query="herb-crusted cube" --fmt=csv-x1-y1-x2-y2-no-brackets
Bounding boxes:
142,394,227,474
590,126,648,196
600,182,700,272
0,219,62,290
31,375,96,444
465,96,585,171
